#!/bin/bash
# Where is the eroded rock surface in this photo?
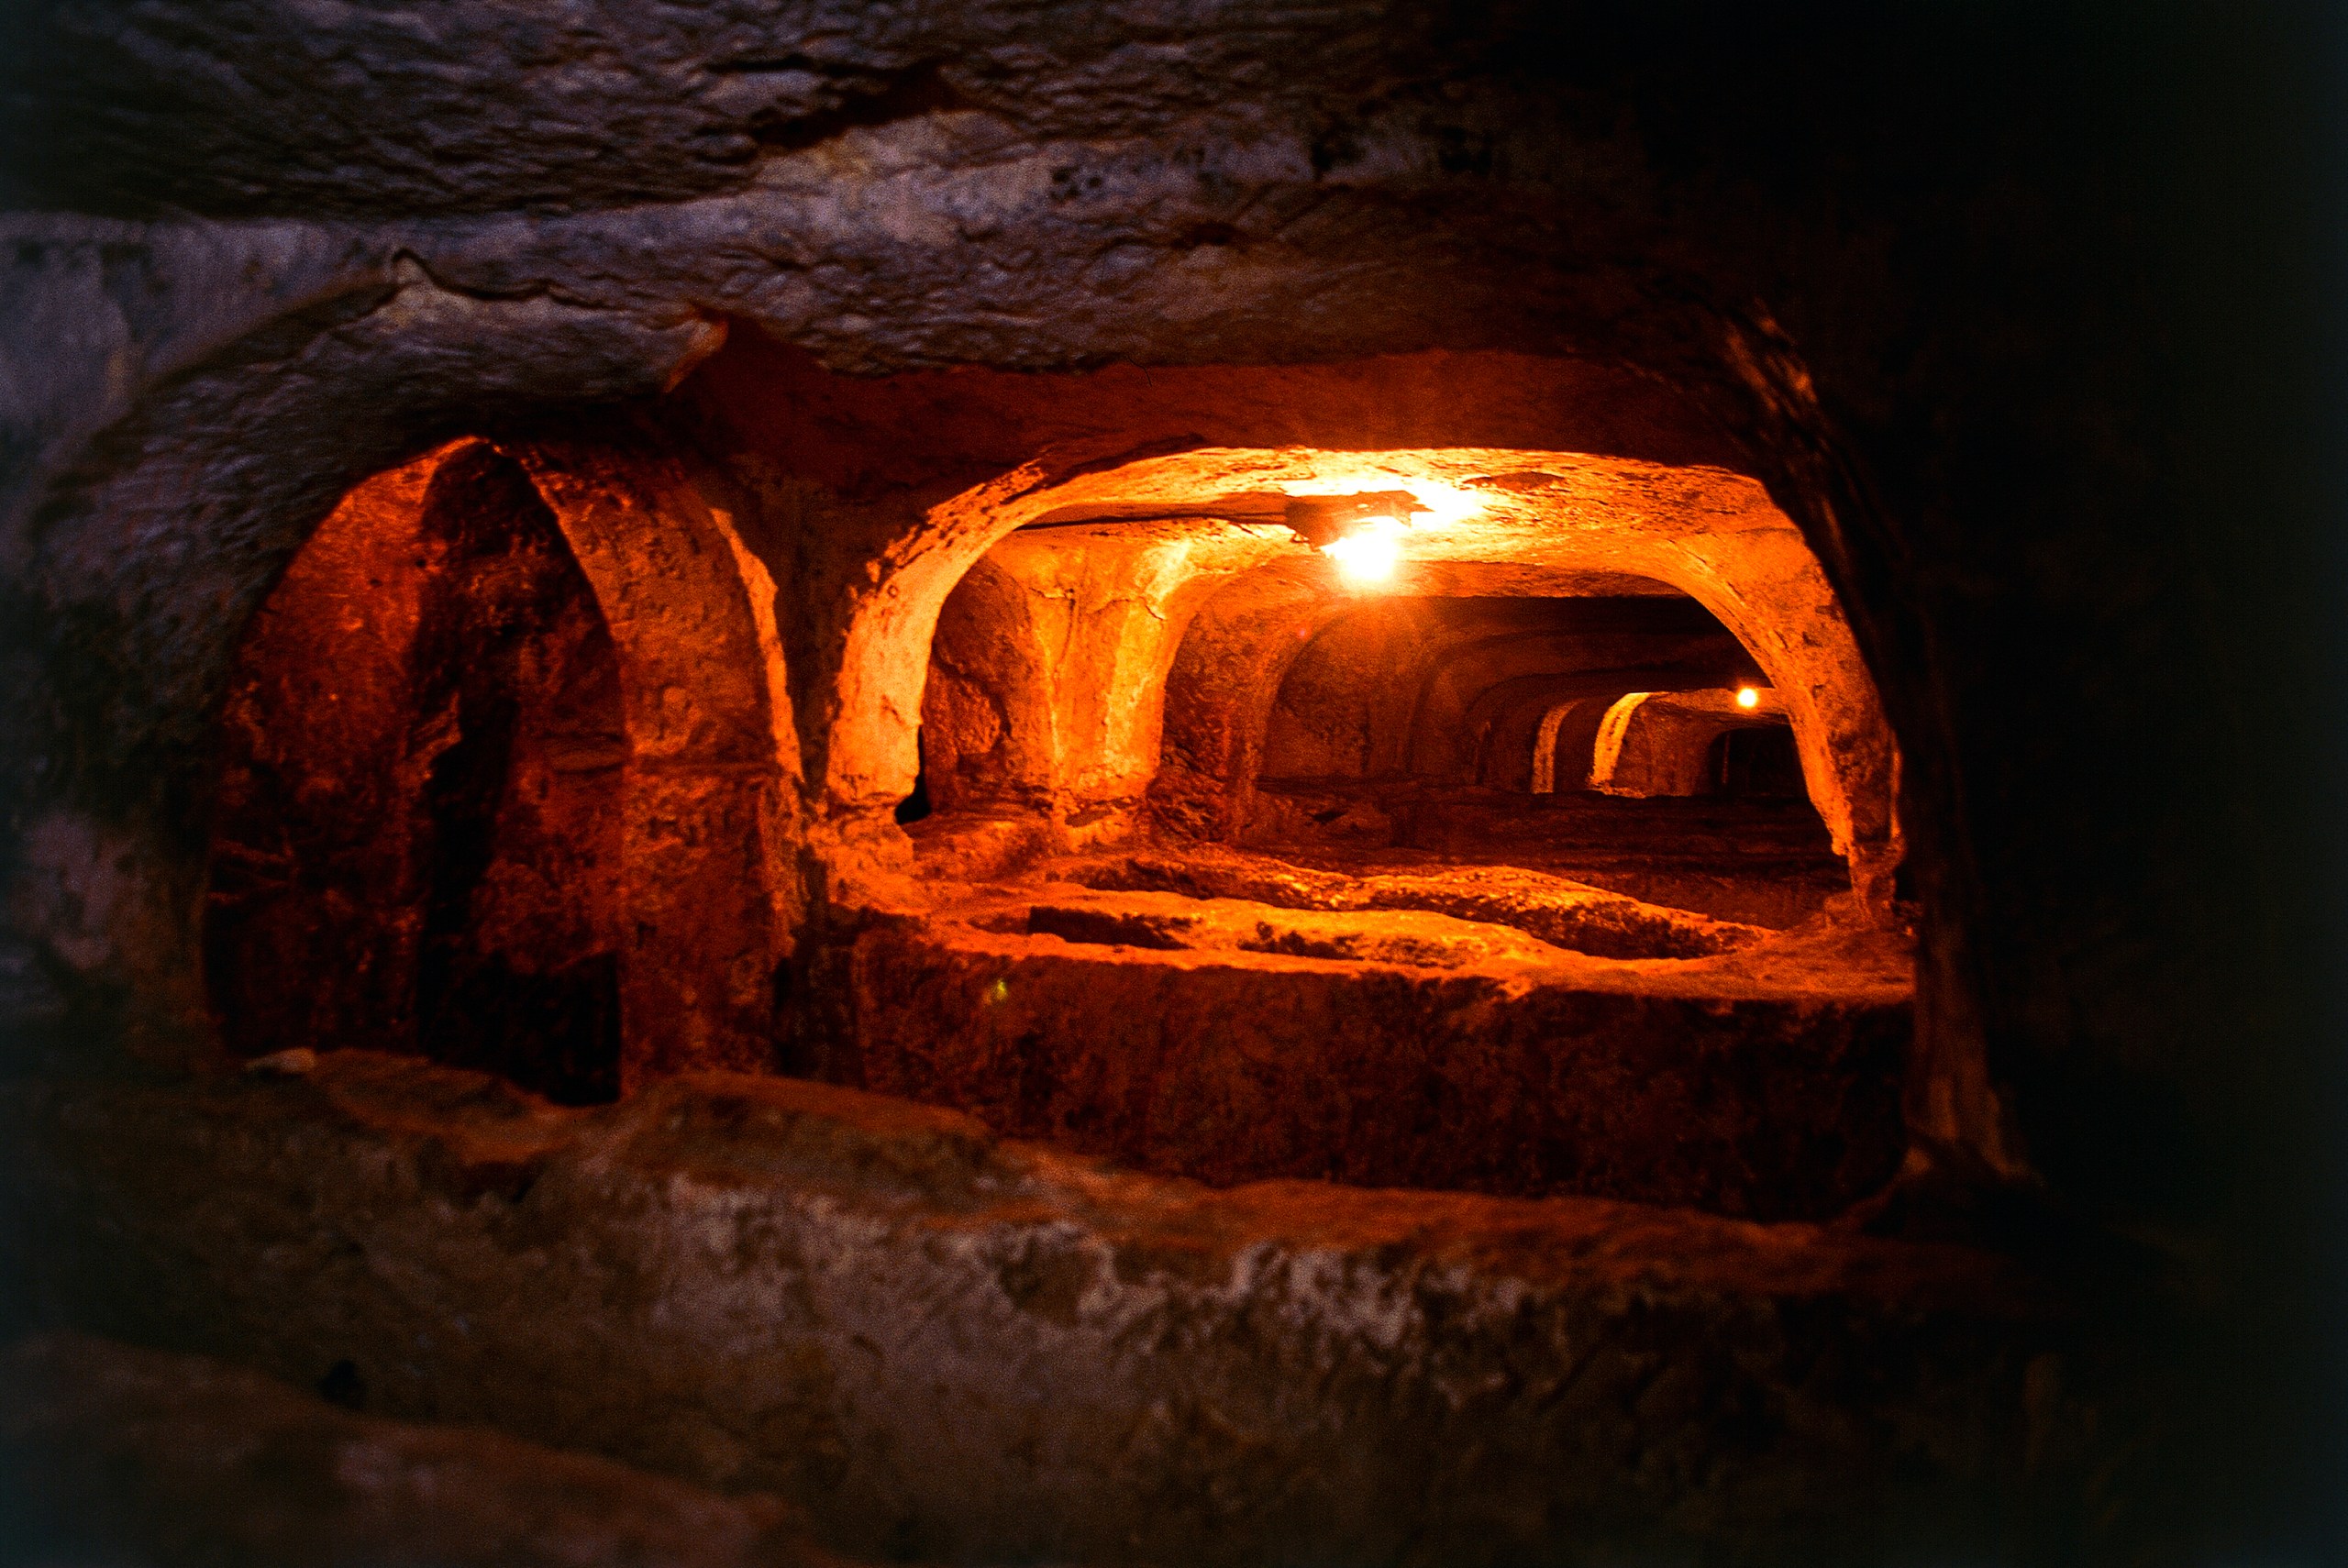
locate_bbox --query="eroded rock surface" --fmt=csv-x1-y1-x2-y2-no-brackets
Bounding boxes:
1019,887,1569,968
1248,792,1851,929
849,885,1910,1218
0,1331,841,1568
0,2,1556,220
1067,844,1772,958
3,1052,2065,1567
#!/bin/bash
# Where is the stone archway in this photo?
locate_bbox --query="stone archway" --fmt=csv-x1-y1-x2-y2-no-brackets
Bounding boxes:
1528,699,1588,793
1589,689,1796,800
510,436,801,1083
825,446,1899,906
204,435,795,1093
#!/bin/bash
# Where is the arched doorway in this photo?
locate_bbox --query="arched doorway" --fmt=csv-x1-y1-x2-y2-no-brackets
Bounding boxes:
206,444,626,1101
205,436,795,1097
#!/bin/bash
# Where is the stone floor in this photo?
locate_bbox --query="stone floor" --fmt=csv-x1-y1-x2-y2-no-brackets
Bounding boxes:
1244,788,1855,929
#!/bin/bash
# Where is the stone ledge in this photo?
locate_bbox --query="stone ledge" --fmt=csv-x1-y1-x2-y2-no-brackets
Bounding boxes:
847,911,1911,1217
6,1054,2066,1565
0,1331,845,1568
1061,845,1774,959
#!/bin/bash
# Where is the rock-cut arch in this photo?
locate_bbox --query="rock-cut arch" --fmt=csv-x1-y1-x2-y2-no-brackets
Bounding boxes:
204,435,796,1092
824,444,1899,908
1529,699,1589,793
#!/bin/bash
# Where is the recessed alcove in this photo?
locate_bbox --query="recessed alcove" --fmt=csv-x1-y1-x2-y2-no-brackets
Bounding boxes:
205,443,627,1103
200,432,797,1097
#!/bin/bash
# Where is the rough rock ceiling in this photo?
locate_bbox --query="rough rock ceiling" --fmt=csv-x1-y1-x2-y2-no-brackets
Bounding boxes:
0,0,1589,218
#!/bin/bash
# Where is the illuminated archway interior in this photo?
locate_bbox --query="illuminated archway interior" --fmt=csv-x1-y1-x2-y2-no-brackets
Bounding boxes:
200,421,1908,1228
802,444,1910,1218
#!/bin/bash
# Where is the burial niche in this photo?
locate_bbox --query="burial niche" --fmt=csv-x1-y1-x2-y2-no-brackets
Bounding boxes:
204,444,626,1103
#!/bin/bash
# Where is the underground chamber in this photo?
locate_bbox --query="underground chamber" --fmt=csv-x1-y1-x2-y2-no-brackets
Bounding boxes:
10,334,2128,1567
201,429,1913,1222
6,12,2330,1560
868,493,1910,1220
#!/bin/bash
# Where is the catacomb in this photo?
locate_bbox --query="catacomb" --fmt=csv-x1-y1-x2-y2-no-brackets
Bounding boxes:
1,6,2340,1565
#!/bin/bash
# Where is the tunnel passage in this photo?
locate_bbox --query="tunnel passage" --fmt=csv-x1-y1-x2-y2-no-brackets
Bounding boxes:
1224,590,1844,928
192,381,1912,1220
906,520,1861,928
1257,593,1746,790
1589,687,1805,801
836,447,1913,1220
206,445,625,1102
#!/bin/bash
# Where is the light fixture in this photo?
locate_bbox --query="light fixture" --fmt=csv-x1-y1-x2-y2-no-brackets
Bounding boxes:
1321,516,1407,584
1280,491,1422,588
1735,686,1760,709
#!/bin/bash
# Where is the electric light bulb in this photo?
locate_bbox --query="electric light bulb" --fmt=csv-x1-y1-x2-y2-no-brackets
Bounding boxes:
1736,686,1760,709
1321,516,1405,585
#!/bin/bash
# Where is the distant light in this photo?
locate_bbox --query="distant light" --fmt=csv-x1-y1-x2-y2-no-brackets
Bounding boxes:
1322,516,1406,585
1736,686,1760,709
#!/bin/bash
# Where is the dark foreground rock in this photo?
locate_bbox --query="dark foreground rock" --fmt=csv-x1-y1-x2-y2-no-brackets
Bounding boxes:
0,1331,844,1568
5,1053,2077,1565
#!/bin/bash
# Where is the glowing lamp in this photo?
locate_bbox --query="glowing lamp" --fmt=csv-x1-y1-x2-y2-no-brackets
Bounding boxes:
1281,491,1421,588
1735,686,1760,709
1321,515,1406,585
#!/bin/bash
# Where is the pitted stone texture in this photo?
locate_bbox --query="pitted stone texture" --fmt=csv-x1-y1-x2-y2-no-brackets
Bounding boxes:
1266,792,1854,929
0,2,1552,219
1065,844,1769,958
0,1332,843,1568
848,907,1909,1218
1015,887,1567,969
4,1054,2060,1566
1357,864,1767,957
